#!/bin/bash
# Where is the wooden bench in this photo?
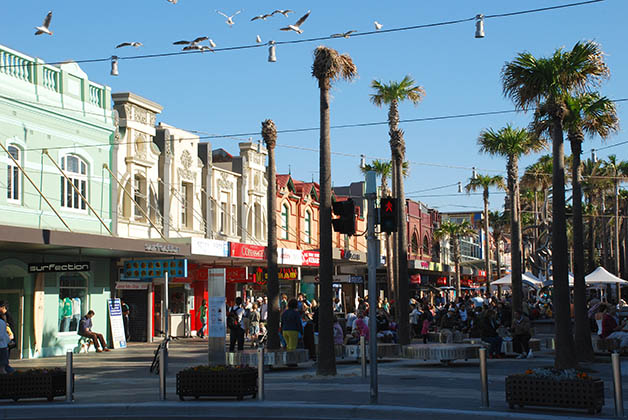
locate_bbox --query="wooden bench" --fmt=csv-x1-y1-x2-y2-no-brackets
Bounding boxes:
596,338,628,354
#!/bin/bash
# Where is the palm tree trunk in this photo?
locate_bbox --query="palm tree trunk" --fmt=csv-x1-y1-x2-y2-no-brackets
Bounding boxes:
483,189,491,288
391,156,399,320
396,152,410,345
266,136,280,350
570,138,594,362
317,77,336,376
615,180,622,301
508,157,523,315
496,236,502,283
551,116,577,369
454,239,461,297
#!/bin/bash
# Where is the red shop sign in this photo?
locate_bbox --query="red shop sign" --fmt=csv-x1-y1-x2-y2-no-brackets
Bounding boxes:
226,267,249,283
302,251,320,267
436,276,448,286
410,274,422,284
230,243,266,260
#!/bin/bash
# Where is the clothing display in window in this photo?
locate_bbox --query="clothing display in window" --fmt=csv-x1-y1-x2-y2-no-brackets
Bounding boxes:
59,297,73,332
70,297,81,331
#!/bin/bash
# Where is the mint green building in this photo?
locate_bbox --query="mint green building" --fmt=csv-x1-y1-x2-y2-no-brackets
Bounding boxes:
0,44,115,358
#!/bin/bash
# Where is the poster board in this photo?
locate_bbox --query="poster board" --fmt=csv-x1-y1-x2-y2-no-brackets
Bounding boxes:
207,297,226,338
108,298,127,349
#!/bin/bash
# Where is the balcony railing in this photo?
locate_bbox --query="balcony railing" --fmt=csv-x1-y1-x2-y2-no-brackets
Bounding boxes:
0,50,32,82
42,66,60,92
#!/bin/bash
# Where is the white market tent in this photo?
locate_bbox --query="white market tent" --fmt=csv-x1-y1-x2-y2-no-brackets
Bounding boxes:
491,272,543,289
585,267,628,285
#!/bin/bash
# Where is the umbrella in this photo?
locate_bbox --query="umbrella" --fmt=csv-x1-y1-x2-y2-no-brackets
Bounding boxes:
585,267,628,285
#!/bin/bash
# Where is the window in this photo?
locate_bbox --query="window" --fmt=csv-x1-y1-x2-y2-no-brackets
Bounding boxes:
58,274,87,333
411,233,419,254
281,204,289,240
220,202,227,233
231,203,237,235
6,145,19,201
304,210,312,244
423,236,430,255
181,182,192,229
149,185,160,223
133,174,146,218
60,155,87,210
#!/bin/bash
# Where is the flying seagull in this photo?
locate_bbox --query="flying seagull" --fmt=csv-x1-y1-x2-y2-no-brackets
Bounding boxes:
272,9,294,17
251,13,272,21
256,35,262,43
182,44,213,52
116,42,143,48
172,36,208,45
374,21,383,30
216,10,241,26
166,0,178,3
331,30,356,39
35,11,53,36
208,39,216,48
280,10,310,34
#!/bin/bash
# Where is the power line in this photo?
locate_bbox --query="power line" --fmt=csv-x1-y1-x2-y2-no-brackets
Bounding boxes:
592,139,628,152
0,0,606,70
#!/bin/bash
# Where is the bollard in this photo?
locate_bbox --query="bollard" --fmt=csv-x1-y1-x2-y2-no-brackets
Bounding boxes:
360,336,367,379
65,350,73,403
159,347,166,400
612,352,624,417
257,347,264,401
479,347,489,408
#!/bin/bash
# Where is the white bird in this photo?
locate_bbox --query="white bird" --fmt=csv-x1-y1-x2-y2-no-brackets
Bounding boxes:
166,0,178,4
251,13,272,21
34,11,53,36
208,39,216,48
116,41,143,48
331,30,356,39
216,10,241,26
173,36,208,45
182,44,213,53
256,35,262,43
374,21,383,31
280,10,310,34
272,9,294,17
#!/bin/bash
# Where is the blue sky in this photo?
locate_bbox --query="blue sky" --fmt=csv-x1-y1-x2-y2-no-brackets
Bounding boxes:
3,0,626,212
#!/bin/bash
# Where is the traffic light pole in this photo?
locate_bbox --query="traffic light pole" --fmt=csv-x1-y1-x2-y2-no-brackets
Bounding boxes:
365,171,379,404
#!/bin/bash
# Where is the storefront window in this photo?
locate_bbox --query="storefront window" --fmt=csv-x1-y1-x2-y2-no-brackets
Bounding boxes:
58,274,87,333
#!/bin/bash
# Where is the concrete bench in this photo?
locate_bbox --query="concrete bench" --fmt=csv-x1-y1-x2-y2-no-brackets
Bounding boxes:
403,343,480,363
340,343,401,360
226,348,309,366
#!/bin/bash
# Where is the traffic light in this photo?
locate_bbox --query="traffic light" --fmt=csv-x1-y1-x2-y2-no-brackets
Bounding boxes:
379,197,398,232
332,198,356,236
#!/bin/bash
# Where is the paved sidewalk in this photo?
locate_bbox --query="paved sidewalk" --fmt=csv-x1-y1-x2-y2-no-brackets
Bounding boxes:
1,338,625,419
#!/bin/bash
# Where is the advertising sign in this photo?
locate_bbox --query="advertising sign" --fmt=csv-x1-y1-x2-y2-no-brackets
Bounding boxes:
107,298,127,349
302,251,320,267
28,262,90,273
190,238,229,257
207,296,226,338
230,243,266,260
278,248,303,266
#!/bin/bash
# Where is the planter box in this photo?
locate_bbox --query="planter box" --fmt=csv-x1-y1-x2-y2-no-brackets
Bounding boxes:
506,375,604,414
176,367,257,401
0,370,68,402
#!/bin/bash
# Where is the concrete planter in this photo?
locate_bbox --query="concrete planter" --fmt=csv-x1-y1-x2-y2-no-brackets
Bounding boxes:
176,367,257,401
0,369,68,401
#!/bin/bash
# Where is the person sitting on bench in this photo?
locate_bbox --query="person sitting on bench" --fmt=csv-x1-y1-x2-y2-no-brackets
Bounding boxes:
79,310,110,352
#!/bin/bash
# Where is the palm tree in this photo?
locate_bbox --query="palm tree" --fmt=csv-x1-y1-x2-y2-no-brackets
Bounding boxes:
582,158,607,271
465,174,505,288
478,125,546,316
361,159,395,301
535,93,618,361
604,155,628,295
489,210,509,283
502,40,609,369
312,46,357,376
370,75,424,346
434,220,477,296
261,119,280,350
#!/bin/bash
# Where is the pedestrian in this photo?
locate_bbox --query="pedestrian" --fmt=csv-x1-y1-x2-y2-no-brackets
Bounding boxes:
227,297,245,351
249,303,260,347
121,299,130,342
79,310,110,352
198,299,207,338
0,315,14,374
280,299,302,351
0,302,16,356
333,315,344,345
260,296,268,324
511,310,532,358
479,309,502,358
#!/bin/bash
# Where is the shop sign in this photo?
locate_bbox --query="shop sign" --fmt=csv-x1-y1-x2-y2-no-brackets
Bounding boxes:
278,248,303,266
410,274,422,284
28,262,90,273
230,242,266,260
144,243,180,254
247,267,300,284
107,298,127,349
279,267,298,280
115,281,150,290
226,267,248,283
307,274,363,284
335,249,367,263
302,251,320,267
123,258,187,279
436,276,449,286
190,238,229,257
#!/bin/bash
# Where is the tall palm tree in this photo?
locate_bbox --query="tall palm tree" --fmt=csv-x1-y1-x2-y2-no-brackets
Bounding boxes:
582,158,607,271
370,75,424,346
434,220,477,296
312,46,357,376
262,119,280,350
478,125,546,316
604,155,628,297
502,40,609,369
465,174,505,288
361,159,395,301
489,210,509,282
535,93,618,361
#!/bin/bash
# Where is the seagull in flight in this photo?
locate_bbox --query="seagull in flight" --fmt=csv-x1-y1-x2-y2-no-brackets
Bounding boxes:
166,0,178,3
116,42,143,48
216,10,241,26
251,13,272,21
172,36,209,45
256,35,262,43
374,21,383,31
331,30,356,39
208,39,216,48
182,45,213,52
272,9,294,17
280,11,310,34
35,11,53,35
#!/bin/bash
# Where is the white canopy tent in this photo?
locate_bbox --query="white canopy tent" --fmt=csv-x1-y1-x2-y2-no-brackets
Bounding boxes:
491,272,543,289
585,267,628,286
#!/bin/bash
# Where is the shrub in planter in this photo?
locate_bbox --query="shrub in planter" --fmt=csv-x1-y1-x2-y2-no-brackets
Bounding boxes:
176,365,257,401
0,368,68,402
506,368,604,414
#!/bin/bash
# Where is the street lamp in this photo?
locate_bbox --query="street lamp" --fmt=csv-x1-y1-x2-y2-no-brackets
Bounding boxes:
475,14,485,38
110,56,119,76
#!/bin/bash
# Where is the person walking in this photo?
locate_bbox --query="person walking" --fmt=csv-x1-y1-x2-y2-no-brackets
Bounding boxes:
249,303,260,347
0,316,14,374
228,297,245,351
198,300,207,338
512,310,532,358
121,300,130,342
280,299,302,351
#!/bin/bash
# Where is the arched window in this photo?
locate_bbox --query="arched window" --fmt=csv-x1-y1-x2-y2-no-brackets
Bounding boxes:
60,155,87,210
6,145,20,201
423,236,430,255
281,204,289,240
133,174,146,218
304,210,312,244
411,232,419,254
